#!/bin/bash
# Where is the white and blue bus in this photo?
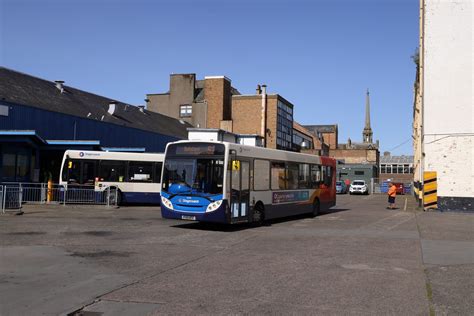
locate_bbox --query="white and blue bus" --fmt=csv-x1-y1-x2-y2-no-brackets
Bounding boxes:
60,150,164,204
160,141,336,224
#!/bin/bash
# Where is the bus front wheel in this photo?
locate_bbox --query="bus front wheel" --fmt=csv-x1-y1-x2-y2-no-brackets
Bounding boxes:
108,188,122,206
252,203,265,226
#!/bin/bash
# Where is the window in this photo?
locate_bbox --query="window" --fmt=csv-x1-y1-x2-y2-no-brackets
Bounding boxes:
310,165,321,188
82,160,97,185
380,164,386,173
392,164,398,174
99,160,126,182
271,162,286,190
254,159,270,190
276,100,294,150
286,163,299,189
129,161,153,182
298,163,310,188
403,164,410,174
154,162,163,183
397,165,404,174
324,166,333,186
179,104,192,117
355,170,365,176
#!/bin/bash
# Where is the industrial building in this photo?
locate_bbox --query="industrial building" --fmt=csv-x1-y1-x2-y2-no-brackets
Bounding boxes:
0,67,190,183
413,0,473,211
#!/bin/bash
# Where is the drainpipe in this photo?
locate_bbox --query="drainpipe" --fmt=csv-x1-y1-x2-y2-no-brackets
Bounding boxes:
261,85,267,147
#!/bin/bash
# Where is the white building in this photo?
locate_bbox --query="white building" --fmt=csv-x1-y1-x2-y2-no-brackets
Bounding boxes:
414,0,473,211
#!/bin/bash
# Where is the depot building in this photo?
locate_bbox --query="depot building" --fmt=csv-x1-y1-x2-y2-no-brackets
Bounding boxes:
0,67,190,183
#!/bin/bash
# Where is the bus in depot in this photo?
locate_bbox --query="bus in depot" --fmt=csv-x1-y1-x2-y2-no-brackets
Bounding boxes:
160,140,336,224
60,150,164,205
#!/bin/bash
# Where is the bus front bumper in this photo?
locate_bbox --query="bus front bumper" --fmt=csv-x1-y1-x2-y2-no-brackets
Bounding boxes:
160,201,229,224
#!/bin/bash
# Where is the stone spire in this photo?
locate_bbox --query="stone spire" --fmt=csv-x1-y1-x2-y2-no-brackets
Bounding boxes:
362,89,373,143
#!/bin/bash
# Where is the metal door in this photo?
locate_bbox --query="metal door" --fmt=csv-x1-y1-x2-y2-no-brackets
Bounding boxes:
230,159,250,222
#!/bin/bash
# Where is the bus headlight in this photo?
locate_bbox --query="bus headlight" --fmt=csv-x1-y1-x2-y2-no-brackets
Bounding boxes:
161,196,174,210
206,200,223,213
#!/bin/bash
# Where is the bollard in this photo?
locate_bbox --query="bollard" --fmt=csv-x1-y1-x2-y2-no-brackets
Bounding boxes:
47,179,53,203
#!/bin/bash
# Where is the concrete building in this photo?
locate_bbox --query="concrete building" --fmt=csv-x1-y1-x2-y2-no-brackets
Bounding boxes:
379,152,414,182
413,0,473,211
146,74,240,129
0,67,190,183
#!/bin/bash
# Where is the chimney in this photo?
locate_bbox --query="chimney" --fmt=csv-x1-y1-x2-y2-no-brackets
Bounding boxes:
261,84,267,95
256,84,262,95
54,80,65,93
108,101,116,115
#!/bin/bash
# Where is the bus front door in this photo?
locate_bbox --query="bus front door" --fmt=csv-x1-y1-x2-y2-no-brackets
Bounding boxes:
230,160,250,223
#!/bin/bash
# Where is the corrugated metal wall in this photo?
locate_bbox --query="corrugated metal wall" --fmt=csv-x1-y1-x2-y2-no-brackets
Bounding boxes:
0,102,181,152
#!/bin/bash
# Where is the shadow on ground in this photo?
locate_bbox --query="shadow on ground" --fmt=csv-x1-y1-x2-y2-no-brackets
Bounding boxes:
171,208,350,232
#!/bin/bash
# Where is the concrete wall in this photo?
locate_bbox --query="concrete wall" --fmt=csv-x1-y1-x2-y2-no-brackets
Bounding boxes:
423,0,473,204
330,148,379,165
147,74,196,124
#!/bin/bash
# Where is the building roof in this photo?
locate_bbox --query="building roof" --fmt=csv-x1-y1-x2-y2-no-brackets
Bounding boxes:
303,124,338,134
380,155,414,164
0,67,191,139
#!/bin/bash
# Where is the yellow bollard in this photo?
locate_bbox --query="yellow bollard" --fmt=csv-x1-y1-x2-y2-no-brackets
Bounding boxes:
47,179,53,203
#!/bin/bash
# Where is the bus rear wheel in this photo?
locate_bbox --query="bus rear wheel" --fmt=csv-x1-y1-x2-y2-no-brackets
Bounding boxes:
252,203,265,226
311,199,320,217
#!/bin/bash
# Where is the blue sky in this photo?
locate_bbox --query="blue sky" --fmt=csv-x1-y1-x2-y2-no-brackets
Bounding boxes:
1,0,419,154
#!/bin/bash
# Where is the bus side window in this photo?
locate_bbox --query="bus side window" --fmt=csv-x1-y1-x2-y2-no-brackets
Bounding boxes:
100,160,126,182
324,166,332,186
129,161,153,182
310,165,321,189
298,163,310,189
271,162,286,190
286,162,299,190
254,159,270,190
154,162,163,183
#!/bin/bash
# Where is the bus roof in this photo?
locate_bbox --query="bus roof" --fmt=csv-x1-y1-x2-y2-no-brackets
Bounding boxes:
64,150,164,161
165,140,335,166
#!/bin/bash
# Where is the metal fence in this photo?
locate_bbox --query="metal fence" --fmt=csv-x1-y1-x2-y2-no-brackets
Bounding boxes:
370,178,413,195
1,183,118,213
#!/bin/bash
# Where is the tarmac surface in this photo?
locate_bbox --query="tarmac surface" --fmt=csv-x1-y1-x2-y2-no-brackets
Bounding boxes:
0,194,472,315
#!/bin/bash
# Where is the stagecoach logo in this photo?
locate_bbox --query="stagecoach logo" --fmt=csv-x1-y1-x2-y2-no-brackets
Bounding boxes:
79,152,84,157
272,191,309,204
178,198,200,204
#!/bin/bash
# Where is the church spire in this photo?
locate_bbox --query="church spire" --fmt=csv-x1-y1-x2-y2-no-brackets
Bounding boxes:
362,89,373,143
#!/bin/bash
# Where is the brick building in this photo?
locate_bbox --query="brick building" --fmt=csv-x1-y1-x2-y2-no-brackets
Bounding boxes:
146,74,322,153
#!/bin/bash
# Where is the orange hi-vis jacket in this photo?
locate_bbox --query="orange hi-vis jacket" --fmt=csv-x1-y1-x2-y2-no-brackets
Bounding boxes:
388,186,397,197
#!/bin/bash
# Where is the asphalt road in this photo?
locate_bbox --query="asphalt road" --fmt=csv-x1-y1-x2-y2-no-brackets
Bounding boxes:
0,194,472,315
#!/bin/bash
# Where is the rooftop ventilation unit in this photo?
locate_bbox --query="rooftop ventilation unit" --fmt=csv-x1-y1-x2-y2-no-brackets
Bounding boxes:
54,80,65,93
108,101,116,115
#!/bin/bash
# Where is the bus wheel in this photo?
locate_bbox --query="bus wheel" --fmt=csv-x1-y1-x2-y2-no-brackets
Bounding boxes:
252,203,265,226
311,199,320,217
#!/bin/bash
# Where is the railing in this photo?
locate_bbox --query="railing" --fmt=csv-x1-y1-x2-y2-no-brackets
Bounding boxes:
370,178,413,195
0,183,118,213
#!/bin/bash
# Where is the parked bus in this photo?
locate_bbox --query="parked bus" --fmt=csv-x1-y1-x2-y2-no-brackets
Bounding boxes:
160,141,336,224
60,150,164,204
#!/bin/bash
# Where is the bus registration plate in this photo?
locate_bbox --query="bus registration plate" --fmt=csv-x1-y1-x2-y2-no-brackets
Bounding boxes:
182,215,196,221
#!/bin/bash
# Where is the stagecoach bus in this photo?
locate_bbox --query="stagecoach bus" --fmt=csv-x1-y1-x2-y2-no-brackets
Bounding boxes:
160,141,336,224
59,150,164,204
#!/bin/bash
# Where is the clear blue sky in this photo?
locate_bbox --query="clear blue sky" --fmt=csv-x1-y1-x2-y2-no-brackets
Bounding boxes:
1,0,419,155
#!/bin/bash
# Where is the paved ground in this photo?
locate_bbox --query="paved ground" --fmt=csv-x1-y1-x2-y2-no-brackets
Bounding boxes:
0,194,472,315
